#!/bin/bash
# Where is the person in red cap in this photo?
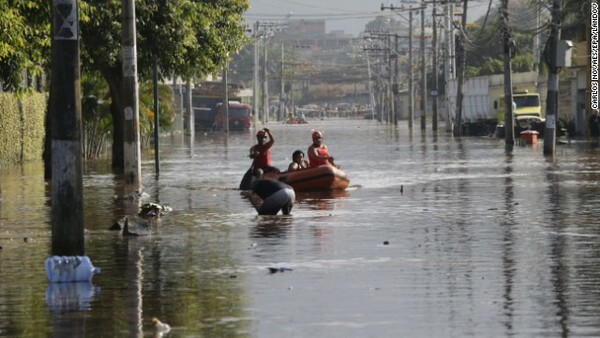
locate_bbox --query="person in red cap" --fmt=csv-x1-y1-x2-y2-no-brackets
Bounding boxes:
249,128,279,173
307,130,336,168
240,128,279,190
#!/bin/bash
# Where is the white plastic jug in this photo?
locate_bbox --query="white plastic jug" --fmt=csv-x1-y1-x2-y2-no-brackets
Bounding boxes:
45,256,101,283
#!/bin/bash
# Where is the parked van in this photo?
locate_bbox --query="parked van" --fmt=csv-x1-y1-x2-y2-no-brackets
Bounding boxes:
213,101,252,131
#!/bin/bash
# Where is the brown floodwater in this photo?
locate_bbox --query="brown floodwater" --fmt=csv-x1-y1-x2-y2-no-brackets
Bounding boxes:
1,118,600,337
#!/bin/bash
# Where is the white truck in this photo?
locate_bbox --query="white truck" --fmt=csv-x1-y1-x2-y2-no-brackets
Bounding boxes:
447,72,543,136
447,77,496,135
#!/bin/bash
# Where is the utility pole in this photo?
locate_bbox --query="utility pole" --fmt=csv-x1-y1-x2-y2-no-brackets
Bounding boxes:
409,10,414,129
387,35,393,123
263,41,269,124
122,0,142,186
380,4,426,129
279,43,285,121
431,0,438,131
252,21,259,127
454,0,468,137
533,0,541,74
223,66,229,133
444,2,454,132
50,0,84,255
184,80,193,140
394,34,399,125
153,61,160,174
420,6,427,130
543,0,561,155
501,0,515,146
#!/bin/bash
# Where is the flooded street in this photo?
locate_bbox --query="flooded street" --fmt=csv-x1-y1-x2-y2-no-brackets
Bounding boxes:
2,118,600,337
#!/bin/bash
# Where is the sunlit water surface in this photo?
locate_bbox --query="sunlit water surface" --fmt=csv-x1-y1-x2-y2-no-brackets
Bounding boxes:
1,119,600,337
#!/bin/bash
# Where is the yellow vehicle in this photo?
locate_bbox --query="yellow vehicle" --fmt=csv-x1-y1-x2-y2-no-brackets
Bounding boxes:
494,90,544,136
494,90,542,122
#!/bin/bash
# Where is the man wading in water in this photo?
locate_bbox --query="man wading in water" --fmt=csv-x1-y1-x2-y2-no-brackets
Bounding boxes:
246,169,295,215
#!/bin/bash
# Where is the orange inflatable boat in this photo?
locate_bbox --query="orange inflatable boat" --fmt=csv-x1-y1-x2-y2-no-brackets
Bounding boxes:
264,165,349,192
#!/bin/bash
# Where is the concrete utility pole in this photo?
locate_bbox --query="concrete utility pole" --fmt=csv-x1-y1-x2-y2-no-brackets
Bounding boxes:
263,41,269,124
280,43,285,121
454,0,468,137
252,21,259,127
501,0,515,146
394,34,399,125
420,7,427,130
409,10,414,129
365,32,407,124
223,66,229,133
50,0,84,255
184,80,193,139
387,35,393,123
543,0,561,155
121,0,141,186
444,2,454,132
153,62,160,174
380,4,426,129
431,0,439,131
533,0,541,74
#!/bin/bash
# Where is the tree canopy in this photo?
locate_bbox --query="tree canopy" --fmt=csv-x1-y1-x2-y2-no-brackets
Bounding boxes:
0,1,50,91
79,0,249,82
1,0,249,89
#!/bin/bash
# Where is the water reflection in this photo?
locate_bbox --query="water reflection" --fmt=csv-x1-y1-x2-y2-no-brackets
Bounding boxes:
501,151,516,334
251,216,293,238
4,120,600,337
46,284,98,338
45,282,100,312
295,190,349,211
545,159,569,337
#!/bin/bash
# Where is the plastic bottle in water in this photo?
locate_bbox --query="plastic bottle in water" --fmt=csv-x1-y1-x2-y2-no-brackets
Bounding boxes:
45,256,101,283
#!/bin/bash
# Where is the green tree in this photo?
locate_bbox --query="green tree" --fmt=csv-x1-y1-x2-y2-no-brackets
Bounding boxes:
463,0,539,72
138,81,175,145
0,1,50,91
77,0,248,170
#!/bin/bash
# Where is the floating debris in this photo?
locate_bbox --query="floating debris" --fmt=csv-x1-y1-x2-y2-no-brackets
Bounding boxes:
152,317,171,336
139,202,172,218
268,266,293,274
123,217,151,236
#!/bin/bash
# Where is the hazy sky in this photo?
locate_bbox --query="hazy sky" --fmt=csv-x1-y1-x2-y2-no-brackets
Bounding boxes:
245,0,491,37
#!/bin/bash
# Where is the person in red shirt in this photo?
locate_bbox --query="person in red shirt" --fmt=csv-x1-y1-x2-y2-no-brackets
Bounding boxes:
249,128,279,173
307,130,336,168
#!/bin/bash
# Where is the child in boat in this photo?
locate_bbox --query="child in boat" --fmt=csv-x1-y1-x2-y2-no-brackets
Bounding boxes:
287,150,309,171
307,130,336,168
